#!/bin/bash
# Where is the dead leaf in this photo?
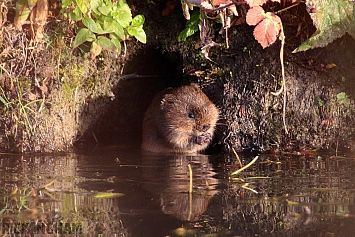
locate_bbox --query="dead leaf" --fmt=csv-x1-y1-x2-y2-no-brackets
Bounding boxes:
253,12,282,48
162,1,180,16
246,6,265,26
28,92,37,100
245,0,268,7
326,63,336,69
201,41,221,61
30,0,48,42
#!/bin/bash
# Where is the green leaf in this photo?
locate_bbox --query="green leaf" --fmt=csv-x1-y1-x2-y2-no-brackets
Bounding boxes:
132,14,145,27
293,0,355,53
111,20,125,40
62,0,72,9
178,10,201,42
102,16,114,32
115,9,132,27
127,25,137,36
337,92,350,105
74,0,90,15
110,34,122,53
82,17,105,34
28,0,38,10
96,36,117,51
91,0,103,15
90,41,102,58
14,0,31,31
69,7,82,21
72,28,94,48
133,27,146,43
98,6,112,16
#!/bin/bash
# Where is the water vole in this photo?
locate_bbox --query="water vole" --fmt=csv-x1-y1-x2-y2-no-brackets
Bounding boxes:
142,84,219,153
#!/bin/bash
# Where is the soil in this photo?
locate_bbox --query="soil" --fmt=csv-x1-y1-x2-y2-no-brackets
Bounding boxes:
0,0,355,153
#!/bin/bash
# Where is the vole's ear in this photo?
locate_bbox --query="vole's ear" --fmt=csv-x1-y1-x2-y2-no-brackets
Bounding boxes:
160,93,175,111
190,83,200,89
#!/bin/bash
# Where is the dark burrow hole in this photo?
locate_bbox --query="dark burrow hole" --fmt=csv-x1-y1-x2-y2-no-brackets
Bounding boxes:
74,46,183,150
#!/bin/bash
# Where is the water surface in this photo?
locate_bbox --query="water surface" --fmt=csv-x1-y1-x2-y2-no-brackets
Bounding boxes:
1,148,355,236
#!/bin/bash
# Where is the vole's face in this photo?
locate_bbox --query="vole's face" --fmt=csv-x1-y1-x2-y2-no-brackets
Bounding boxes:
161,85,219,152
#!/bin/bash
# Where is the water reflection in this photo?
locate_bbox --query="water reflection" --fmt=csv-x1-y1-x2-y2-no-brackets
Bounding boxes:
0,151,355,236
142,154,218,221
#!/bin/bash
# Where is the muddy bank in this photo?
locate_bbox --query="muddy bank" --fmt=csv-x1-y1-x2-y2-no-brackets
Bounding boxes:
0,0,354,152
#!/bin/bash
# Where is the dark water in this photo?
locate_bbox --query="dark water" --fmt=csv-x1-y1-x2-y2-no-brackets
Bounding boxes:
1,148,355,237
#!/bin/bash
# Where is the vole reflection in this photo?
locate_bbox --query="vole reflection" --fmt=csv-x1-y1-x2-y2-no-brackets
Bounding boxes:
142,154,218,221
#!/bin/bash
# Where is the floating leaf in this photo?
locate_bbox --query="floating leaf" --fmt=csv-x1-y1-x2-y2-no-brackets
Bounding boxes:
293,0,355,53
93,192,124,199
72,28,94,48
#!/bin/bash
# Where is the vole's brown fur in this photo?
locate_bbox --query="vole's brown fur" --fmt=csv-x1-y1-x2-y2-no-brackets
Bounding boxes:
142,84,219,153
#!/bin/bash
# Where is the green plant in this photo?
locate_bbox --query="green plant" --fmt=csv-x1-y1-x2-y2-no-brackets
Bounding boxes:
178,9,201,42
62,0,146,58
337,92,350,105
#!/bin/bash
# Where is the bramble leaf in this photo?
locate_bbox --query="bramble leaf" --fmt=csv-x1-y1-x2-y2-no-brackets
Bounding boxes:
253,11,281,48
293,0,355,53
246,6,264,26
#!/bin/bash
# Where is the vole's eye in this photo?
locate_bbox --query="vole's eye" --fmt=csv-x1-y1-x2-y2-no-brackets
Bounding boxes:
188,112,195,119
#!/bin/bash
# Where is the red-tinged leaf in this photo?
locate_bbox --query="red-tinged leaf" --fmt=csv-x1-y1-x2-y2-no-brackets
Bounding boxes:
245,0,268,7
212,0,232,6
253,13,281,48
246,6,265,26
